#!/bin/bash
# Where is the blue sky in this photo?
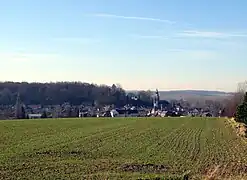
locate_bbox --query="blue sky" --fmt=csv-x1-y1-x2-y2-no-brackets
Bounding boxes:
1,0,247,92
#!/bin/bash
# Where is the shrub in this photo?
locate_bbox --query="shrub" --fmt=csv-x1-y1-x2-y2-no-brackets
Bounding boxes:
236,92,247,124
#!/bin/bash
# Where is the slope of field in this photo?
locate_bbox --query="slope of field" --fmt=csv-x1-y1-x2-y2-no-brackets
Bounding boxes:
1,117,247,179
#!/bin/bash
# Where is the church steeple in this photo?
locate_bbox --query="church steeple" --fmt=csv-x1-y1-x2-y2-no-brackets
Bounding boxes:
153,89,160,111
155,89,160,103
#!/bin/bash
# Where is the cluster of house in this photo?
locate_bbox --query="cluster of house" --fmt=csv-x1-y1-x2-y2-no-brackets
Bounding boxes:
0,103,217,120
89,89,218,118
105,106,215,118
0,90,219,120
77,90,217,118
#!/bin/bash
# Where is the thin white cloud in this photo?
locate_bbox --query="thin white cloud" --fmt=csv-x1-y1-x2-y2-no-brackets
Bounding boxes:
91,13,176,24
177,30,247,38
129,30,247,41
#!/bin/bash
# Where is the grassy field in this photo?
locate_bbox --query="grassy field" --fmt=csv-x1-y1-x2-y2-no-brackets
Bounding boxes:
1,117,247,179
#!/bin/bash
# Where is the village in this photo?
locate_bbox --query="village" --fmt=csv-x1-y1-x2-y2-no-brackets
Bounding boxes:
0,89,220,120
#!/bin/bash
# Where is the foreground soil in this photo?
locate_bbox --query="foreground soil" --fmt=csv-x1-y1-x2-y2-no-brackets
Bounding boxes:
1,117,247,179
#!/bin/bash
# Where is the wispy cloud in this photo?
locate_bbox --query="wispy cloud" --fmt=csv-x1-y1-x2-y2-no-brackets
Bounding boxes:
177,30,247,38
129,30,247,41
90,13,176,24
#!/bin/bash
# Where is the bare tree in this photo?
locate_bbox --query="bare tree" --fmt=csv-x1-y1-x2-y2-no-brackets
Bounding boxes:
236,81,247,102
223,81,247,117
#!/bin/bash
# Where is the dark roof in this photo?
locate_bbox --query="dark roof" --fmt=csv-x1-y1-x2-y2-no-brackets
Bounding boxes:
115,109,139,114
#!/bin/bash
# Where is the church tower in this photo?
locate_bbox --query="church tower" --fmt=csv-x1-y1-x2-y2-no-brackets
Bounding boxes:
153,89,160,111
155,89,160,105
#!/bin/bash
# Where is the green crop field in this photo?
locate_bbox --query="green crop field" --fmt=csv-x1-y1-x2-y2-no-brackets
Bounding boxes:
1,117,247,179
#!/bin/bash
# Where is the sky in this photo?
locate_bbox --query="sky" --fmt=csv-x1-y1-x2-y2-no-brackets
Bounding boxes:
0,0,247,92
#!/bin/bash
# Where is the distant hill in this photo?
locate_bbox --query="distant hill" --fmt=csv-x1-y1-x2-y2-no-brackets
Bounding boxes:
127,90,233,100
158,90,233,100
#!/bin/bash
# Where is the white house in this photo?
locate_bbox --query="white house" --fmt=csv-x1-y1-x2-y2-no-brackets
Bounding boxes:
28,114,42,119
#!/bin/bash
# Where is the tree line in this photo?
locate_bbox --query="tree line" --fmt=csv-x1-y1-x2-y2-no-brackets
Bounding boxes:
0,81,154,107
222,81,247,117
220,81,247,123
2,81,247,120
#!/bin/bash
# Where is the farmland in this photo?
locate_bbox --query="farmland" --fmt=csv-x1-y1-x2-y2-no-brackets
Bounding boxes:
1,117,247,179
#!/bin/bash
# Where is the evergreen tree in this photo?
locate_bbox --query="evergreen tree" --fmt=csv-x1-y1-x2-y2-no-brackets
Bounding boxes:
15,93,22,119
75,107,80,117
236,92,247,124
